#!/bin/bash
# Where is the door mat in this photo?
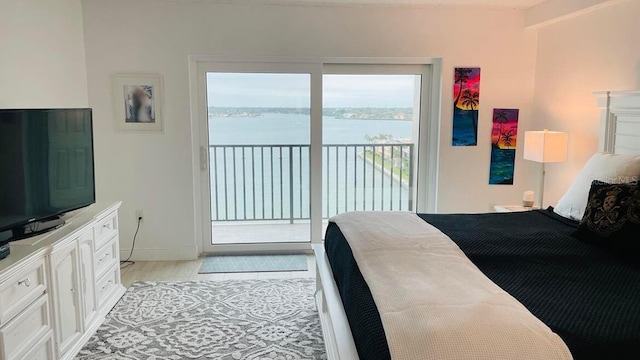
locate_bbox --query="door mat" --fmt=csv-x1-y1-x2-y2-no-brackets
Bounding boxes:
198,254,308,273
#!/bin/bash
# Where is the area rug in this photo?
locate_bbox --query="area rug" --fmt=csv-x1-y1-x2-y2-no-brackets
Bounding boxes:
77,279,326,359
198,254,308,273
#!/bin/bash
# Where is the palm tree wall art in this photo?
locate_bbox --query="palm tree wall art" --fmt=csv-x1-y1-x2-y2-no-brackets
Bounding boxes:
489,108,519,185
452,67,481,146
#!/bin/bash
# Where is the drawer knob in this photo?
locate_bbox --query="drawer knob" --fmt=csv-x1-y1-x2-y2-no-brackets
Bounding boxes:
18,278,31,287
102,280,113,291
103,223,111,229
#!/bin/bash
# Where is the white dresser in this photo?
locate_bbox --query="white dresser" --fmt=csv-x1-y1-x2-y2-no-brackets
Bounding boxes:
0,202,125,360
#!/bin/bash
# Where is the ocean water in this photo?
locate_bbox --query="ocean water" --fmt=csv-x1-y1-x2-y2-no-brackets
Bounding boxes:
209,114,412,145
208,114,413,220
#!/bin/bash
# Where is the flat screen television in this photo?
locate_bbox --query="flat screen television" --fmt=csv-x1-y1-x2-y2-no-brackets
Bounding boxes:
0,108,95,249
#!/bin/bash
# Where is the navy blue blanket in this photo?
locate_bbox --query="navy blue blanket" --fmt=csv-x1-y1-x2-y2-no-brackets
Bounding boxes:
324,209,640,360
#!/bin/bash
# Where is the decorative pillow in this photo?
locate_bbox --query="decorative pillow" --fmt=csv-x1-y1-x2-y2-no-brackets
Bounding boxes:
575,181,640,248
554,152,640,220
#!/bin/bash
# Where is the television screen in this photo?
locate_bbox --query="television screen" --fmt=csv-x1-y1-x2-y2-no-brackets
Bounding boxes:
0,108,95,238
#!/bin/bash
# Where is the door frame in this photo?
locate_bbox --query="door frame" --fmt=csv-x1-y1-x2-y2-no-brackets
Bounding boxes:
188,56,442,255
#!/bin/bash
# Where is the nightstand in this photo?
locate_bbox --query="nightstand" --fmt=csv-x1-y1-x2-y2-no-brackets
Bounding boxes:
493,205,539,213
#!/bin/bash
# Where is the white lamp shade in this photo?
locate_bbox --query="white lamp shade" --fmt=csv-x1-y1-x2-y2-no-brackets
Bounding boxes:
523,130,568,163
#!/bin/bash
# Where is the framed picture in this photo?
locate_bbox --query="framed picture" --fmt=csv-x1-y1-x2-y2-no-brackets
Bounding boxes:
112,73,164,131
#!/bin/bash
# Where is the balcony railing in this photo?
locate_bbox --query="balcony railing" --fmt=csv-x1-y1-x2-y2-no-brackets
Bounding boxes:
209,143,414,222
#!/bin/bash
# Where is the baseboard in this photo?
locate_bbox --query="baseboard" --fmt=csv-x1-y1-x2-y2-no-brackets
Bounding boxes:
62,285,127,360
120,246,199,261
62,315,103,360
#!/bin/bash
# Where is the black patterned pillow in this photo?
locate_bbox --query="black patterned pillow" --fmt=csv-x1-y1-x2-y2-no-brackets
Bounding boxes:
576,181,640,248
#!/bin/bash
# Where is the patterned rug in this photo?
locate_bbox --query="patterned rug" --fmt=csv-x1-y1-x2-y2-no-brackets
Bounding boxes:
77,279,326,359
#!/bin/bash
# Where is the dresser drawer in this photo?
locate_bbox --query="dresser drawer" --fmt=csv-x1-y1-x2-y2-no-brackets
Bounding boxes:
94,212,118,249
20,330,54,360
95,236,119,278
0,256,47,324
0,294,51,360
96,264,119,309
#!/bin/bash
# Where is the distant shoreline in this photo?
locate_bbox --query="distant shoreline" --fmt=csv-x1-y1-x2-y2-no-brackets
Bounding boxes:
208,107,413,121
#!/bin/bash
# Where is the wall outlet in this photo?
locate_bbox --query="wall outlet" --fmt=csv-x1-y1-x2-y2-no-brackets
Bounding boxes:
135,209,144,223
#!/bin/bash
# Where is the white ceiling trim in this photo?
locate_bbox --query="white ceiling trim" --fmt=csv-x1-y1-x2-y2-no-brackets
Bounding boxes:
183,0,548,9
524,0,625,28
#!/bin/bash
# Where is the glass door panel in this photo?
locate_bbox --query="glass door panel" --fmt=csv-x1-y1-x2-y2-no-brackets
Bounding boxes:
206,72,310,245
322,74,420,227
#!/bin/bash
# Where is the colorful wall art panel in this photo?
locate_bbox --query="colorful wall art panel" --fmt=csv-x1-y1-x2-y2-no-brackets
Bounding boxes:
489,108,519,185
452,67,481,146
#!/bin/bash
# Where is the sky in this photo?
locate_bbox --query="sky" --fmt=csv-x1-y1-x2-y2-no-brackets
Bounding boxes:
206,73,417,108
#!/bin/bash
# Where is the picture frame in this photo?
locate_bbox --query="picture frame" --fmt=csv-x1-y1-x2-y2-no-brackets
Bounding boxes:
112,73,164,132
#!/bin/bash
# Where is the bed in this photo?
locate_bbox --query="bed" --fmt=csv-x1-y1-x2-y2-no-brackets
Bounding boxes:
313,90,640,360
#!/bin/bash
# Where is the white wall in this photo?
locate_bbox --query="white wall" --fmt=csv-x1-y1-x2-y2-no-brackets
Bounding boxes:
82,0,538,259
0,0,88,108
532,0,640,207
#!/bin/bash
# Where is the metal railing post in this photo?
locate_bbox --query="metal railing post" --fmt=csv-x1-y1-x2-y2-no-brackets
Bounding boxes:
408,144,414,211
289,146,294,224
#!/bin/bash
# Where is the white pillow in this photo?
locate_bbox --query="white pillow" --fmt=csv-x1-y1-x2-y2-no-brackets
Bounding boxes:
554,152,640,220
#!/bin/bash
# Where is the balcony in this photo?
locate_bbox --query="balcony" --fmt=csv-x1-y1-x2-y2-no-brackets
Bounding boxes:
209,143,414,244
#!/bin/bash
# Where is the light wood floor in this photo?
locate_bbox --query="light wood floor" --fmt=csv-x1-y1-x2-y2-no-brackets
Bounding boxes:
119,255,316,288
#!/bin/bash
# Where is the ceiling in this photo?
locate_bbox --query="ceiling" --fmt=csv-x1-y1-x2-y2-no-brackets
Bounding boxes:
222,0,549,9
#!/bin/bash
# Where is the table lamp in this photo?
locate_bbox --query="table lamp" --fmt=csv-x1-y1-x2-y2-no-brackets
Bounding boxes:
523,129,568,209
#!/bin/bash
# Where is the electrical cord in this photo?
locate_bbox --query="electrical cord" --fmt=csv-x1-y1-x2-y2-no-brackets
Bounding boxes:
120,216,141,268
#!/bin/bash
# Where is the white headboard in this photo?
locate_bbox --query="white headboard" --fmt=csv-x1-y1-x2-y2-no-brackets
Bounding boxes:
596,90,640,155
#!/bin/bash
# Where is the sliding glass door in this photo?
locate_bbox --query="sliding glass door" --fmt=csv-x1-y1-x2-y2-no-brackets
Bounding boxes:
322,73,420,215
207,72,311,246
195,59,437,253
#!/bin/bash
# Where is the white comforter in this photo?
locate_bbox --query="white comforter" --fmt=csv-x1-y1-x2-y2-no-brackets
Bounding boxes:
331,211,572,360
